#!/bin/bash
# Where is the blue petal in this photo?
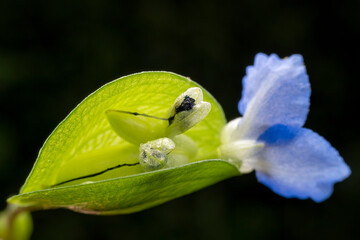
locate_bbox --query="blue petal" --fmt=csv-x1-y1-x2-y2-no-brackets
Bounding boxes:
255,124,351,202
238,53,311,139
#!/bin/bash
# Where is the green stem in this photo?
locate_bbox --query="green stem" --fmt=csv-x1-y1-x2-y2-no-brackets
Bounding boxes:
1,204,37,240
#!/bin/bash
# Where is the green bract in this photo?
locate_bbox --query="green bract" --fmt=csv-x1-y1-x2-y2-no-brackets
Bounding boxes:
7,72,240,214
9,160,239,214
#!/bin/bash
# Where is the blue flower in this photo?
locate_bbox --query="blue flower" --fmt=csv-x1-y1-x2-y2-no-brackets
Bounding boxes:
219,53,351,202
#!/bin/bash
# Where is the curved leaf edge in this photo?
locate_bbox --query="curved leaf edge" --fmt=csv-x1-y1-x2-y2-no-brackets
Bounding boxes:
20,71,227,194
9,159,240,214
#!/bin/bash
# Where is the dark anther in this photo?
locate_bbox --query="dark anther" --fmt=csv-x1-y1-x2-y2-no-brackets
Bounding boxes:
175,96,195,114
168,116,175,125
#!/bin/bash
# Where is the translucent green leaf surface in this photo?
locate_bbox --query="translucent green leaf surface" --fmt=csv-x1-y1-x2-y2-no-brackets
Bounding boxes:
8,72,236,214
9,160,239,214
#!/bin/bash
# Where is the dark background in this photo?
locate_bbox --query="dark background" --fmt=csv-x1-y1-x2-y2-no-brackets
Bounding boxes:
1,0,359,239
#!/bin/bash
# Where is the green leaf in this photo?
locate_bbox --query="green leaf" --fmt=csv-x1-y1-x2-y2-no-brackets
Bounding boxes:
8,71,237,214
8,160,240,214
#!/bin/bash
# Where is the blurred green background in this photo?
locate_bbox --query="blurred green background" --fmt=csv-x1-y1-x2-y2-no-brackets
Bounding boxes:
1,0,359,239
